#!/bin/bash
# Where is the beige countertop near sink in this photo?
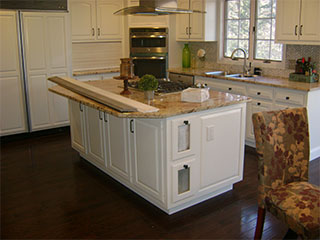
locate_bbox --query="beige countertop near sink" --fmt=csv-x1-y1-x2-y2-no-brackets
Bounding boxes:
168,67,320,92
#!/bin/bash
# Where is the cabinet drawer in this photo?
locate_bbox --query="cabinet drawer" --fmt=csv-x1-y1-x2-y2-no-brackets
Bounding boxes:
207,80,246,96
247,85,273,100
275,89,305,106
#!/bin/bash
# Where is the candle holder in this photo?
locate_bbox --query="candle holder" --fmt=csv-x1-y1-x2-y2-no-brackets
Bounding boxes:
113,58,138,95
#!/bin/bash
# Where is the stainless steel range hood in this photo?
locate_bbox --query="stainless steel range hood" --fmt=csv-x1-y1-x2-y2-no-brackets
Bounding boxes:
114,0,205,15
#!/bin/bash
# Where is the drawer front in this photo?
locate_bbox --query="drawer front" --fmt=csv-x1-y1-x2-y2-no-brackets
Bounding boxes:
247,85,273,100
275,89,305,106
208,80,246,96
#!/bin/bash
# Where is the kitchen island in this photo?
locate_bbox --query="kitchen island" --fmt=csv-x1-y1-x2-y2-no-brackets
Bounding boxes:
50,79,250,214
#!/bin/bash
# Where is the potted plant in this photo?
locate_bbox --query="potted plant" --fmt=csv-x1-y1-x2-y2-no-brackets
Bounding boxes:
138,74,158,100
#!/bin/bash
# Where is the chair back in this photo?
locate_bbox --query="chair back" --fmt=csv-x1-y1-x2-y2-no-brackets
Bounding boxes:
252,107,310,207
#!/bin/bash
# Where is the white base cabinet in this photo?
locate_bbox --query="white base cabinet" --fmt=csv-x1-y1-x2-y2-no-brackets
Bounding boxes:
68,99,246,214
195,76,320,160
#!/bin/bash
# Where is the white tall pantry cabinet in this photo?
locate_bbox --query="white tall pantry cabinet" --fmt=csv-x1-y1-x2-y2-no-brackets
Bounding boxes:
0,11,27,136
0,10,72,136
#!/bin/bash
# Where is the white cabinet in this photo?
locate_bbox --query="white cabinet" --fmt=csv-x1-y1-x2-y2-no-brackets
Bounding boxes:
85,106,106,167
105,114,130,181
276,0,320,44
22,12,71,131
69,100,86,153
171,158,198,203
199,108,244,194
0,11,27,136
130,118,165,203
176,0,217,41
70,0,123,42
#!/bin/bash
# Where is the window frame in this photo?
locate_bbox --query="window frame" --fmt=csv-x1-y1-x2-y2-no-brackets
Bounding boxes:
218,0,286,69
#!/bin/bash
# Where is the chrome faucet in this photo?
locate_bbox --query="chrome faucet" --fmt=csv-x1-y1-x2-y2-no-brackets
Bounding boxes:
230,48,251,76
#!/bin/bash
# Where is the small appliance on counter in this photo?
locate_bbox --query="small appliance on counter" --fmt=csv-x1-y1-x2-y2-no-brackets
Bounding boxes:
289,57,319,83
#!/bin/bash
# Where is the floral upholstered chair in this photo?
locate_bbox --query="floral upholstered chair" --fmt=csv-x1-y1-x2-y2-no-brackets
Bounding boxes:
252,107,320,239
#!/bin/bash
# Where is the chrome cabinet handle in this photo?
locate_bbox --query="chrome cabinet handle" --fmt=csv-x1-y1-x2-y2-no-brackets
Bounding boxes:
300,25,303,36
295,25,298,36
130,119,134,133
92,28,95,36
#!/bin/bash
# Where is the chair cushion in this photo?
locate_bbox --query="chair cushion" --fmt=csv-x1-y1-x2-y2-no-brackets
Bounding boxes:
265,181,320,239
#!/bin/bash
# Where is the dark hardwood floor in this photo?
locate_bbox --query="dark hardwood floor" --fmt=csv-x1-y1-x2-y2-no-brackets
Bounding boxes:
1,129,319,239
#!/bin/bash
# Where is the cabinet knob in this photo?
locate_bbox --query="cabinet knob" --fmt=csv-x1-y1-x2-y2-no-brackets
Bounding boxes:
286,96,290,100
228,87,232,91
257,102,261,106
183,164,189,169
184,120,189,125
257,92,261,95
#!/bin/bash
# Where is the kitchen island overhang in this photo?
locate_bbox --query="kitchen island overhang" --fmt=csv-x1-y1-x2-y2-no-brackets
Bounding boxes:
49,79,250,214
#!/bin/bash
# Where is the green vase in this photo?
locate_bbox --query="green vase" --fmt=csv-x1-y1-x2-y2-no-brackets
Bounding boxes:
182,43,191,68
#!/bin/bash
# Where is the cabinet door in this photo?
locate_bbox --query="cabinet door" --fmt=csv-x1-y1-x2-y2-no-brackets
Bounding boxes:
70,0,96,41
23,14,51,131
0,11,27,136
176,0,190,40
69,100,86,153
85,106,105,167
23,13,70,131
171,158,198,203
199,108,243,192
97,0,122,40
246,100,273,141
189,0,204,40
171,116,200,160
105,114,130,181
299,0,320,41
275,0,300,41
130,119,164,202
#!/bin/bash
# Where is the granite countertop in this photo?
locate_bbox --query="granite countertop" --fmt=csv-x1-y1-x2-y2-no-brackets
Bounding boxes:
49,79,250,118
168,68,320,92
73,67,120,76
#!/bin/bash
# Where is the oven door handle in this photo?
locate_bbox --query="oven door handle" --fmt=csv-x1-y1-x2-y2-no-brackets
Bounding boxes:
131,35,166,38
132,56,165,60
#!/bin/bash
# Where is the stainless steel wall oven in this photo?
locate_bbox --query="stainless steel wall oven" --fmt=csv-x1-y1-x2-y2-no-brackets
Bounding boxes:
130,28,168,80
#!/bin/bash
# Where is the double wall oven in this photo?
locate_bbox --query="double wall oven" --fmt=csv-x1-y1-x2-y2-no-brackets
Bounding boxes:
130,28,168,80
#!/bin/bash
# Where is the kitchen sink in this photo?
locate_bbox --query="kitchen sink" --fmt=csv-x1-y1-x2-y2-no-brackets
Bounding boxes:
205,71,227,76
226,73,258,79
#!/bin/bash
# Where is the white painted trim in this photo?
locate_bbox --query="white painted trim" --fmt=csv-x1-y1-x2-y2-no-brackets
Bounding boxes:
217,0,286,70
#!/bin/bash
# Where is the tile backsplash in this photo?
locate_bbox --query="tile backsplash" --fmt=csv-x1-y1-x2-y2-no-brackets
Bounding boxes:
188,42,320,78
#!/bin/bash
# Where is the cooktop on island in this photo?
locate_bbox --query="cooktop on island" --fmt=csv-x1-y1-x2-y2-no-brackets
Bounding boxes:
128,79,191,94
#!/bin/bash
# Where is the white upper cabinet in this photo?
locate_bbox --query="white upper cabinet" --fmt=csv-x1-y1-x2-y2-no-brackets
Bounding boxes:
0,11,27,136
176,0,217,41
70,0,123,42
276,0,320,44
